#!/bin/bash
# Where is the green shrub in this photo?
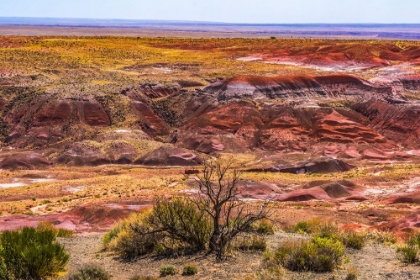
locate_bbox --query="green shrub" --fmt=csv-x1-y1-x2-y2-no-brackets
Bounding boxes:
160,265,176,277
235,234,267,251
0,248,8,280
182,264,198,276
406,233,420,248
0,226,69,279
345,272,357,280
103,211,161,259
291,221,311,234
397,246,418,263
289,219,338,237
57,228,74,238
275,236,344,272
103,197,212,259
396,233,420,264
370,231,397,245
37,221,74,238
253,219,275,235
130,276,158,280
102,226,121,248
341,231,366,250
69,266,111,280
152,196,212,251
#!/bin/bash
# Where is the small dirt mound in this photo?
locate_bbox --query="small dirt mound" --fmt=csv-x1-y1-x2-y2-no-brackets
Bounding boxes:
135,146,203,166
252,159,354,174
343,195,368,201
321,183,351,198
0,152,51,170
386,192,420,204
47,205,136,233
379,210,420,233
236,180,284,200
61,205,132,228
56,142,110,166
276,187,330,202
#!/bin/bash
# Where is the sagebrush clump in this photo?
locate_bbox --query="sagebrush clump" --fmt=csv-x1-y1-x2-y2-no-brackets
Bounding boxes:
396,233,420,263
69,266,111,280
273,236,344,272
103,196,212,259
235,234,267,251
160,265,177,277
0,226,69,279
252,219,275,235
340,231,366,250
182,264,198,276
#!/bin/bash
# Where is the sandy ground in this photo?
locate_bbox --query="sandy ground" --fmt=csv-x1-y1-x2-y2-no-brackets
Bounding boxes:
57,232,420,280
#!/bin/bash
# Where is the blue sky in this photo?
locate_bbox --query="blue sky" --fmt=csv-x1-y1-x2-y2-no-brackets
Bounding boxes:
0,0,418,24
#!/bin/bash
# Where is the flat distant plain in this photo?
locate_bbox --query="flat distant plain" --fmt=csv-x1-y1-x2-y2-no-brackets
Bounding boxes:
1,18,420,39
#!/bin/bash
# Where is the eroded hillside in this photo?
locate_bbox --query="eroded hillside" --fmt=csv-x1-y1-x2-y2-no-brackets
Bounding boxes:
1,37,420,239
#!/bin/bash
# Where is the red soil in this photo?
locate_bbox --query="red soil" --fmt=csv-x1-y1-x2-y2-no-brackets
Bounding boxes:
380,210,420,233
0,205,136,233
353,100,420,149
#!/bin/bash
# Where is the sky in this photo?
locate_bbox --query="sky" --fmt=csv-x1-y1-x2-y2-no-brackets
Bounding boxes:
0,0,418,24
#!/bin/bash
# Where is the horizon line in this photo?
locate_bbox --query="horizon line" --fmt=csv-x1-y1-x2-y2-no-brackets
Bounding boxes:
0,16,419,26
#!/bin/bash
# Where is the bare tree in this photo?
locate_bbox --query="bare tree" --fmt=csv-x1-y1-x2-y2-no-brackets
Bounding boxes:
193,158,269,260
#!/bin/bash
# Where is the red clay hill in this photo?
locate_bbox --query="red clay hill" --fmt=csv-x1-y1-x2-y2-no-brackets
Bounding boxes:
0,74,419,169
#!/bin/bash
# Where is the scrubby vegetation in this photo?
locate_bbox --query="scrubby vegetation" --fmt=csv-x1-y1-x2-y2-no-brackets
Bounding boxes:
341,231,366,250
130,276,158,280
288,218,337,235
369,230,398,245
234,234,267,251
0,226,69,279
397,233,420,263
69,266,111,280
257,219,370,275
194,159,269,260
37,221,75,238
272,236,345,272
251,218,275,235
104,159,269,260
288,219,366,250
102,196,212,259
182,264,198,276
159,265,177,277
